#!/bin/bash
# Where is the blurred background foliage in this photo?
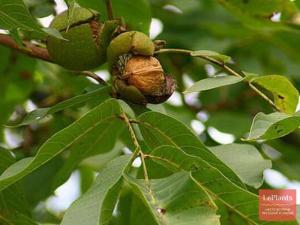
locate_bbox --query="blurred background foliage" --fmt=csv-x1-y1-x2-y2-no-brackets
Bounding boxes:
0,0,300,224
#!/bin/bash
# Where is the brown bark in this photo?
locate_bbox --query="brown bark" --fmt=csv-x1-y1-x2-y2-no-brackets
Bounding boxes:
0,34,52,62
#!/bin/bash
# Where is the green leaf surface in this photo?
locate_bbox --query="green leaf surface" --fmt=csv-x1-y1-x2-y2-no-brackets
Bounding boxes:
0,0,40,31
24,0,56,18
148,146,296,225
250,75,299,114
191,50,232,63
125,172,220,225
194,170,293,225
245,112,300,141
0,99,122,192
112,187,158,225
216,200,249,225
9,86,111,127
0,0,64,39
51,110,124,189
0,213,37,225
138,111,245,187
61,155,131,225
79,166,95,194
0,150,27,213
0,149,36,225
209,144,271,188
184,76,243,93
21,157,64,206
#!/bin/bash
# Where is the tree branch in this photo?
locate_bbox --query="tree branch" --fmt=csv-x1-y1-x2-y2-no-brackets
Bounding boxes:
0,34,111,84
0,34,52,62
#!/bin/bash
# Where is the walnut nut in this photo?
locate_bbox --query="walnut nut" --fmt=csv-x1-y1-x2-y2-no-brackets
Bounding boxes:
107,31,176,105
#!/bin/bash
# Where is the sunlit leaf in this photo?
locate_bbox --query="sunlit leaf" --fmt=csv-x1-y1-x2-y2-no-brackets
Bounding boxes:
250,75,299,114
184,76,243,93
191,50,232,63
210,144,271,188
245,112,300,141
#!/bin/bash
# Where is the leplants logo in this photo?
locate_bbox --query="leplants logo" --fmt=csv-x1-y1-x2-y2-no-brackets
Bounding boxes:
259,189,296,221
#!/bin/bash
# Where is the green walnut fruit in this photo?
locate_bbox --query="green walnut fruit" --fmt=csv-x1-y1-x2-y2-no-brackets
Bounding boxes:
107,31,155,70
107,31,176,105
47,7,118,71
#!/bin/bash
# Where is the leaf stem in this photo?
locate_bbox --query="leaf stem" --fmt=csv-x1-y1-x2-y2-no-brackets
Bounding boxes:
104,0,114,20
155,48,192,55
120,113,149,182
80,71,107,85
120,113,140,158
140,152,149,182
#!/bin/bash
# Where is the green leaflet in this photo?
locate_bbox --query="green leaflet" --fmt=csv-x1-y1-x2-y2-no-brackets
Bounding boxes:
148,145,297,225
50,113,124,190
184,76,243,93
0,0,64,39
138,111,245,188
246,112,300,141
0,149,37,225
209,144,271,188
250,75,299,114
8,86,111,127
0,99,122,192
61,155,131,225
191,50,232,63
125,172,220,225
112,186,158,225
